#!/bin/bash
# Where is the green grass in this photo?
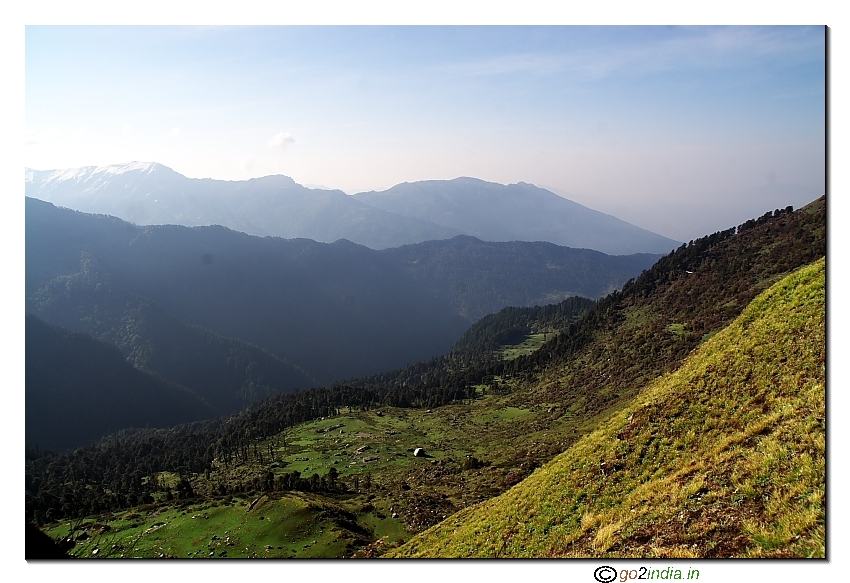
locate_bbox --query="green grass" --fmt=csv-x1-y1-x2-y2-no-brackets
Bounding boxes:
388,258,825,558
667,323,685,337
500,333,550,360
47,492,403,558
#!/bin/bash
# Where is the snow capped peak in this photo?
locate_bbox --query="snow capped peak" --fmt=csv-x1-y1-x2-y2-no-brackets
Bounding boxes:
29,162,163,187
43,166,99,183
96,161,159,176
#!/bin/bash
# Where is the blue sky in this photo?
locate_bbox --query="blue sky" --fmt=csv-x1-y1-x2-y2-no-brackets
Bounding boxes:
25,25,825,241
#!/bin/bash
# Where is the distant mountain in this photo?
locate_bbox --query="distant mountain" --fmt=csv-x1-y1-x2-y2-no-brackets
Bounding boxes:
26,198,657,387
354,177,680,255
25,163,460,249
26,163,679,254
26,314,212,452
381,236,658,321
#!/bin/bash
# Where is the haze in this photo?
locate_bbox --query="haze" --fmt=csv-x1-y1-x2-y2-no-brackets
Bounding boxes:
25,25,825,242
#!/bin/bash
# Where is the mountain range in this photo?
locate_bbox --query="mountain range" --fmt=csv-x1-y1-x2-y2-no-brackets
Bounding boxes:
26,197,659,450
26,162,680,255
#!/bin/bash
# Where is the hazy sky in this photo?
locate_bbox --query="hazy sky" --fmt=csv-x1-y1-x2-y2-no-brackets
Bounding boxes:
25,25,824,241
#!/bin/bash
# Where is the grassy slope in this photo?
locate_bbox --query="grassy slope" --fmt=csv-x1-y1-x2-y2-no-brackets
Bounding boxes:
47,491,409,559
390,258,825,558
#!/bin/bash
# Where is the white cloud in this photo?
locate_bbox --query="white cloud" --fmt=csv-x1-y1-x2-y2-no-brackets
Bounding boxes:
170,127,182,138
71,127,87,138
121,125,132,136
25,129,39,147
241,157,255,172
268,132,295,149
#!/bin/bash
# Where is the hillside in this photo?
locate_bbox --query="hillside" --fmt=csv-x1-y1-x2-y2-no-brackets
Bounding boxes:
382,237,657,321
390,258,825,558
354,177,680,255
26,238,315,418
26,197,654,386
26,314,212,452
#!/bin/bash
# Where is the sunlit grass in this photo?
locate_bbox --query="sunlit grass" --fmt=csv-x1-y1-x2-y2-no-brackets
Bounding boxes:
389,258,825,558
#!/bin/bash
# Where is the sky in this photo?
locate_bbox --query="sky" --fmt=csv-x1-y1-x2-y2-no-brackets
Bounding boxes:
24,25,825,242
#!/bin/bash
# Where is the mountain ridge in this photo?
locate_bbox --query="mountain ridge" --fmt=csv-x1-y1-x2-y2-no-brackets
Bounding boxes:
27,197,656,387
26,162,679,254
354,176,680,255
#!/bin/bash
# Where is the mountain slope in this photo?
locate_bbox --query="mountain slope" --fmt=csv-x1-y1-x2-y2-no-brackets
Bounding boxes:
25,163,461,249
27,263,315,417
26,197,654,385
355,177,680,255
381,236,657,321
26,314,213,452
390,258,825,558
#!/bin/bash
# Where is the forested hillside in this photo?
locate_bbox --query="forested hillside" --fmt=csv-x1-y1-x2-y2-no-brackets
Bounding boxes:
26,197,654,387
26,314,212,452
26,198,824,535
28,262,315,419
382,236,656,320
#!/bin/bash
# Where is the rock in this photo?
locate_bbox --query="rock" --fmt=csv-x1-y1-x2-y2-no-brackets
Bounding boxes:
413,447,426,457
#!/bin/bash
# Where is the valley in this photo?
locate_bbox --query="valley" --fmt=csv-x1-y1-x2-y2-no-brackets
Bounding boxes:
26,196,826,559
